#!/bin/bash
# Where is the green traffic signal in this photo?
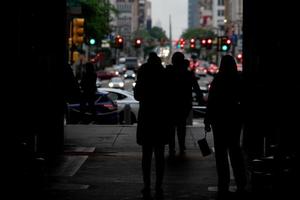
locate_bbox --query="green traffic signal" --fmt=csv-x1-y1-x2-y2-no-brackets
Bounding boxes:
89,38,96,45
220,37,231,52
221,45,228,51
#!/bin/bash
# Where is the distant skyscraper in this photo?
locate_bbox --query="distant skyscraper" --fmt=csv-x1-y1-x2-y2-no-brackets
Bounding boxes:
188,0,200,28
188,0,213,29
145,0,152,31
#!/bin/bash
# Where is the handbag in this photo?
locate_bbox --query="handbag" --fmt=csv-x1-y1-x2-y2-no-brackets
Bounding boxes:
197,131,211,157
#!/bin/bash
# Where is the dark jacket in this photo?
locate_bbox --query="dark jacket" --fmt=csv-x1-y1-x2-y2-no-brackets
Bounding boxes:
204,73,242,126
165,64,203,121
134,61,170,146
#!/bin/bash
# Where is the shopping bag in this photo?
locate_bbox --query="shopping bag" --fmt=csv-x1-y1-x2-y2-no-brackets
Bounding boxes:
197,131,211,157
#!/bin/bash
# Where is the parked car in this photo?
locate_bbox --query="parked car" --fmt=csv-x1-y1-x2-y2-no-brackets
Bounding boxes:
97,88,139,124
66,91,118,124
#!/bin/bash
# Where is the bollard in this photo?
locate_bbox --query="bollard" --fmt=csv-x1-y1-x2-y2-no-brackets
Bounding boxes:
124,104,131,124
186,109,193,125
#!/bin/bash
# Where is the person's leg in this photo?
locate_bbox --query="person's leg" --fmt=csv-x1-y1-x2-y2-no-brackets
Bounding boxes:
154,144,165,199
177,118,187,153
79,94,87,122
168,126,176,156
228,127,247,192
142,145,153,198
213,126,230,194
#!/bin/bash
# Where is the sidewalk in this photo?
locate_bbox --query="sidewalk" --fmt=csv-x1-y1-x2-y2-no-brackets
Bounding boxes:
38,124,280,200
38,124,226,200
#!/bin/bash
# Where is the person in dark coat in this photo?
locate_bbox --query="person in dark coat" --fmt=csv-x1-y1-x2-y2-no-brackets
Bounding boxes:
134,52,170,200
204,55,247,199
79,62,97,122
166,52,204,156
64,64,81,123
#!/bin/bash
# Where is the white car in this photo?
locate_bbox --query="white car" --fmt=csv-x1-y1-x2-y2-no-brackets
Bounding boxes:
108,77,125,89
97,88,139,124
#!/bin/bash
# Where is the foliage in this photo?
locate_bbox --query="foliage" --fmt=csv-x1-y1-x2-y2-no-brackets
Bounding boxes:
181,28,216,40
149,26,168,40
79,0,118,43
133,26,168,57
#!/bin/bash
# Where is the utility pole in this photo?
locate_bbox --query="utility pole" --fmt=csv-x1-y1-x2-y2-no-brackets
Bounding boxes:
169,15,173,53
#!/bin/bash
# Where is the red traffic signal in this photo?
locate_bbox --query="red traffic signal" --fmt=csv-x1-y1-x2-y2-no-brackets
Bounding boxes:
201,38,207,47
220,36,231,52
206,38,213,49
236,53,243,63
179,38,185,49
134,38,142,48
190,38,195,49
115,35,124,49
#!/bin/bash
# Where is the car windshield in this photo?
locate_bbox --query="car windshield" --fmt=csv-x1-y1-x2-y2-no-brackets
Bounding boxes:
111,77,122,82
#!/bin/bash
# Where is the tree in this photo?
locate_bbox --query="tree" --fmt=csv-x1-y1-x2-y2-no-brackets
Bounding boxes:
149,26,168,41
79,0,118,44
133,27,168,58
181,28,215,40
181,28,216,54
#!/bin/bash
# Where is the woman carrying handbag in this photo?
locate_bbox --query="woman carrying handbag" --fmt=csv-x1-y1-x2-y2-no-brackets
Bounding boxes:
204,55,247,199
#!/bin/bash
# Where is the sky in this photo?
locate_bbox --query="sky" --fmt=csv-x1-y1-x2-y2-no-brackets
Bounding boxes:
149,0,187,40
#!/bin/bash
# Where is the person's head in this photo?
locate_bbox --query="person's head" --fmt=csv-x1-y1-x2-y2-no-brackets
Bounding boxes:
171,52,184,66
218,54,238,77
147,52,161,65
147,52,158,62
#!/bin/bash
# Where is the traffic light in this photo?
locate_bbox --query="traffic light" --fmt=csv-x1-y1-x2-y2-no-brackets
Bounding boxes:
220,36,231,52
89,38,96,45
190,38,195,49
175,39,180,49
206,38,213,49
72,18,85,45
115,35,124,49
236,53,243,63
179,38,185,49
134,38,142,48
200,38,207,48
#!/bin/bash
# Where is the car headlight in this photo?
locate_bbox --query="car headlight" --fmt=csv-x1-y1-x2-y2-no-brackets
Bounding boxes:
119,82,124,87
108,82,114,87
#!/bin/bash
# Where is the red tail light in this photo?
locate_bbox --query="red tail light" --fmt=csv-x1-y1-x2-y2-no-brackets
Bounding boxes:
103,104,116,110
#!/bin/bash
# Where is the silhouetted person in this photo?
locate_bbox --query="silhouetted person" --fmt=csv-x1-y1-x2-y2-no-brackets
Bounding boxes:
166,52,204,156
72,50,86,83
204,55,247,199
80,62,97,122
134,52,170,200
64,64,81,123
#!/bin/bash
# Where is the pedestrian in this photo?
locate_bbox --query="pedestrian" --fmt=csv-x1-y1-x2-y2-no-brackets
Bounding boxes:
72,50,86,83
64,63,81,123
134,52,170,200
204,54,247,199
79,62,97,123
166,52,204,156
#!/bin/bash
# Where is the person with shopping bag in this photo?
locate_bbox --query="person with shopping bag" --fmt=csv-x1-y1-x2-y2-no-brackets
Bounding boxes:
204,55,247,199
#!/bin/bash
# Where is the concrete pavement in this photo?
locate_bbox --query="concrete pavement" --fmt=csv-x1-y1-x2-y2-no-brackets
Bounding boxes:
41,124,225,200
29,123,282,200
